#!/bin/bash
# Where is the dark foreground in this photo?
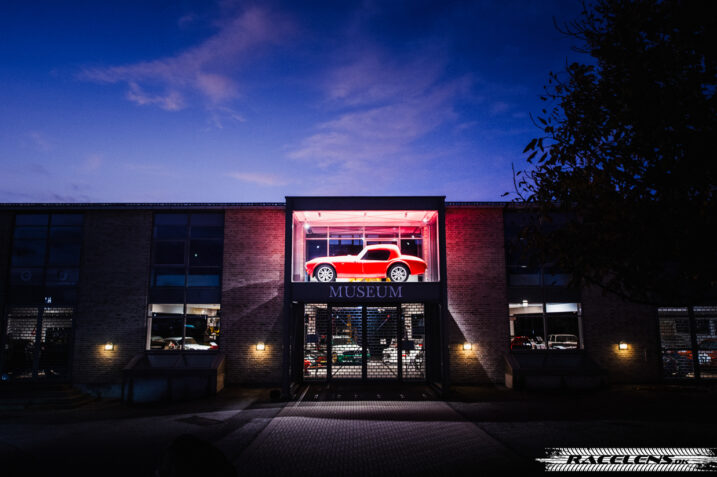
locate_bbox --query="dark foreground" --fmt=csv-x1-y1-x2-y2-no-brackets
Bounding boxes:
1,383,715,476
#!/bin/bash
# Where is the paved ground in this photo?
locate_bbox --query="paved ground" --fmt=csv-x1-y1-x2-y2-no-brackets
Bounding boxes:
1,383,716,476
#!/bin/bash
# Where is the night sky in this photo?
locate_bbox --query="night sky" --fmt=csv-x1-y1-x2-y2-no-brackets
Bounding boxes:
0,0,585,203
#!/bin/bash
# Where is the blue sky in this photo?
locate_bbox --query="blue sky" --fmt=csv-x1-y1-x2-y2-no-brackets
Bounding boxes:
0,0,586,202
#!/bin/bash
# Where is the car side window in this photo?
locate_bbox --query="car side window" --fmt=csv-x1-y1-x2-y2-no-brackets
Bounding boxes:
363,250,391,261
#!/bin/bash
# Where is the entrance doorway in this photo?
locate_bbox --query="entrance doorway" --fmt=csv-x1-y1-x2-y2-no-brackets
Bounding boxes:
303,303,425,382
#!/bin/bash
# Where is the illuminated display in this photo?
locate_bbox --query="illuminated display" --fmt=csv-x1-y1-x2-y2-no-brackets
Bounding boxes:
291,210,439,283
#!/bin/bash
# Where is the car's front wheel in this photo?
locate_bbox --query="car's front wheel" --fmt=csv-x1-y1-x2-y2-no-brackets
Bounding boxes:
388,263,409,282
315,264,336,282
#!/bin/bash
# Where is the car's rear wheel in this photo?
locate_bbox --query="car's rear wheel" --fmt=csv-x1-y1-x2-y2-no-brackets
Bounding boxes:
388,263,409,282
315,264,336,282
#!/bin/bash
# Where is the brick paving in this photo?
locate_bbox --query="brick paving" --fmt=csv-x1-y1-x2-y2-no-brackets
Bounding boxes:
2,384,715,476
235,400,519,476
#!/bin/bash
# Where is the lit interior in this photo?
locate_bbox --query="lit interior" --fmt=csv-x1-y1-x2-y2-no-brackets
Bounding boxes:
292,210,440,283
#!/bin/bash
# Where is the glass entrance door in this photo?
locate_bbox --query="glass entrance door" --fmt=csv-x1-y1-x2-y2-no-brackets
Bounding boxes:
331,306,363,379
303,303,426,382
366,306,398,379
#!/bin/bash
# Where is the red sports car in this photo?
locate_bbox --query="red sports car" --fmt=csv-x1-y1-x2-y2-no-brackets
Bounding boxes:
305,244,427,282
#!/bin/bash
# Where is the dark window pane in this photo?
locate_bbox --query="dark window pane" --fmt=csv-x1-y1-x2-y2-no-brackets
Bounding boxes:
14,227,47,240
7,286,44,305
152,268,186,287
154,225,187,239
513,313,545,341
696,319,711,335
364,250,391,261
45,268,80,286
50,226,82,242
188,269,220,287
48,227,83,265
154,214,188,225
15,214,49,226
329,239,363,256
544,272,571,287
662,350,694,378
185,314,220,348
154,242,185,265
306,241,327,260
189,240,222,266
48,244,82,266
190,226,223,239
51,214,83,226
401,239,422,257
44,287,78,305
508,268,541,286
11,240,47,266
190,213,223,226
10,268,43,286
150,317,184,350
659,317,692,349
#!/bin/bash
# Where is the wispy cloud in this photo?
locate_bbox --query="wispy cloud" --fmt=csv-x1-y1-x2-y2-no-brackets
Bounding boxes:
227,171,290,186
288,49,472,172
80,154,103,173
81,7,292,111
26,131,53,152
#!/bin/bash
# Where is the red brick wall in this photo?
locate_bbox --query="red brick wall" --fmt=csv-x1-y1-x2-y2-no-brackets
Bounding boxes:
445,206,508,384
221,207,284,384
73,211,152,384
582,286,660,383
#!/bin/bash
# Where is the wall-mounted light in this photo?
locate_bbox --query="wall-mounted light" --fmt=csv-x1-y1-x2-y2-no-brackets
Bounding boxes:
256,342,265,351
463,342,472,351
522,299,528,307
618,341,629,350
104,342,114,351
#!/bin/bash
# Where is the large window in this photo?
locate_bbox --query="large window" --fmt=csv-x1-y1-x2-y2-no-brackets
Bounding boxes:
147,303,220,351
292,210,440,283
8,213,83,305
148,212,223,351
659,306,717,379
2,213,82,381
504,211,573,287
509,302,582,350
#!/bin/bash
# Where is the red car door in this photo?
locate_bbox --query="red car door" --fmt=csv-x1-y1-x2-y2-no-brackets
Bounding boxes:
336,258,362,277
361,249,392,277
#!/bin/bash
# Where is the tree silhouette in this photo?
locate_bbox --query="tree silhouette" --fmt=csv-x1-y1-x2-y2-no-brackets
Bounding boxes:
514,0,716,305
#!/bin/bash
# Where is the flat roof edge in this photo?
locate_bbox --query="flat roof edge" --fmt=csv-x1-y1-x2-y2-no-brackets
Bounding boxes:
0,203,286,210
0,200,520,210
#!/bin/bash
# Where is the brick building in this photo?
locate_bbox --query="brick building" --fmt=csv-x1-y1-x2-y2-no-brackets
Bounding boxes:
0,197,712,399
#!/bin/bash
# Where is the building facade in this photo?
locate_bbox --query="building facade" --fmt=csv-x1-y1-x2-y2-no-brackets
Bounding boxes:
0,197,713,397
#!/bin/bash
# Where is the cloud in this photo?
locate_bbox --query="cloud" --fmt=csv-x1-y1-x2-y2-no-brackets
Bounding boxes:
81,154,103,173
81,7,292,111
490,101,510,115
27,131,52,152
287,49,471,171
227,171,290,186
